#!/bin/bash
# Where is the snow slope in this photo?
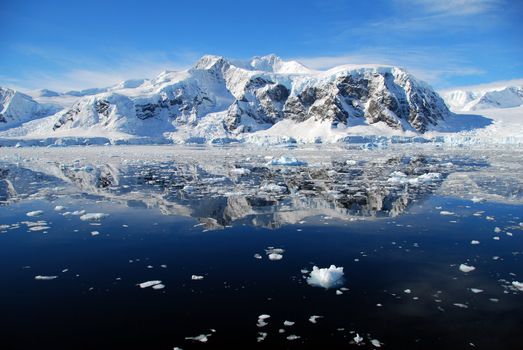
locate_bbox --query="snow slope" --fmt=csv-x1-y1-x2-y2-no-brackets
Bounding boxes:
441,81,523,111
0,58,521,146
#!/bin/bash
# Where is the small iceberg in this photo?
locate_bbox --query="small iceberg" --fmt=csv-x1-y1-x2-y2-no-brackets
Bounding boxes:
306,265,344,289
79,213,109,221
459,264,476,273
267,156,307,166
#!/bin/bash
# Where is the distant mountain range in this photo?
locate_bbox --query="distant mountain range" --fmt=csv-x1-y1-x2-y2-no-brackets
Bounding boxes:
1,55,521,145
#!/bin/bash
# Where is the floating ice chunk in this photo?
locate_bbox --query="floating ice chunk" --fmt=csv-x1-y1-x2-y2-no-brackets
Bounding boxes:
308,315,323,324
152,284,165,290
336,290,343,295
493,236,500,240
137,280,162,288
29,226,50,231
260,184,287,193
494,227,501,233
404,289,412,294
512,281,523,291
265,247,285,260
254,253,262,259
257,314,270,327
72,210,86,216
486,216,495,221
185,334,210,343
287,335,300,341
267,156,307,166
470,240,480,245
26,210,43,217
91,231,99,236
307,265,344,289
453,303,468,309
353,333,363,344
54,206,66,211
440,211,455,216
459,264,476,273
35,275,58,280
283,321,295,326
231,168,251,176
470,288,483,293
257,332,267,342
191,275,204,280
79,213,109,221
409,172,441,185
471,196,485,203
371,339,382,347
268,253,283,260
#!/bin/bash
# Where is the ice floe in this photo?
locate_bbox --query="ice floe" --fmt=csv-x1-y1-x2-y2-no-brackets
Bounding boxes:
306,265,344,289
26,210,43,217
35,275,58,280
459,264,476,273
257,314,270,327
308,315,323,324
79,213,109,221
267,156,307,166
191,275,204,280
512,281,523,291
137,280,162,288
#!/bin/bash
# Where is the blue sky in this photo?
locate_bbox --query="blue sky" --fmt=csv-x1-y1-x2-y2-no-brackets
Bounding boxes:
1,0,521,91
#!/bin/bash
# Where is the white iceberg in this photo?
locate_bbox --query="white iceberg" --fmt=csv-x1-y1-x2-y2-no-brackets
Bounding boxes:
267,156,307,166
307,265,345,289
26,210,43,217
137,280,162,288
459,264,476,273
79,213,109,221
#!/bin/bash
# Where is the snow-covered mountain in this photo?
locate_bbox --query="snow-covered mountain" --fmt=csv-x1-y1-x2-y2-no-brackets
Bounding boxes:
442,84,523,111
0,54,452,143
0,87,58,130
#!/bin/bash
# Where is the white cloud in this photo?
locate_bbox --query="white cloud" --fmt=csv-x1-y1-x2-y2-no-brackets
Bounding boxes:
1,45,198,92
293,48,484,87
405,0,502,16
438,78,523,93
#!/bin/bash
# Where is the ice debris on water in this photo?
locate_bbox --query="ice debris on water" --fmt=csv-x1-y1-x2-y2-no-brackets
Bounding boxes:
307,265,344,289
257,314,270,327
283,320,295,326
54,206,65,211
459,264,476,273
267,156,307,166
34,275,58,280
26,210,43,217
185,334,211,343
137,280,162,288
265,247,285,261
309,315,323,324
191,275,204,280
79,213,109,221
512,281,523,291
371,339,382,347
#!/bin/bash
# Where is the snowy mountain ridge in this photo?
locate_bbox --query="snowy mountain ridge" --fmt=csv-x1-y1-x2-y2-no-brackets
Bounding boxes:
0,54,455,144
442,84,523,111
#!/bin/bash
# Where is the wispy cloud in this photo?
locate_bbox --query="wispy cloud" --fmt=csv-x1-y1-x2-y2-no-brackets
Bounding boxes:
404,0,503,16
293,47,485,88
0,45,199,92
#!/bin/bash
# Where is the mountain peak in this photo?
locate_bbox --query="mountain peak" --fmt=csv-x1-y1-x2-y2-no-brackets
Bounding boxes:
193,55,230,70
249,54,310,74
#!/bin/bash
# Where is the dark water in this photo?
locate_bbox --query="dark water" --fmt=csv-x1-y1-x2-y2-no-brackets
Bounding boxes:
0,146,522,349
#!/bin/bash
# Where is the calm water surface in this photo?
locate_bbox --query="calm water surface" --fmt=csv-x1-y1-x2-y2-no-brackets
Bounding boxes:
0,145,522,349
